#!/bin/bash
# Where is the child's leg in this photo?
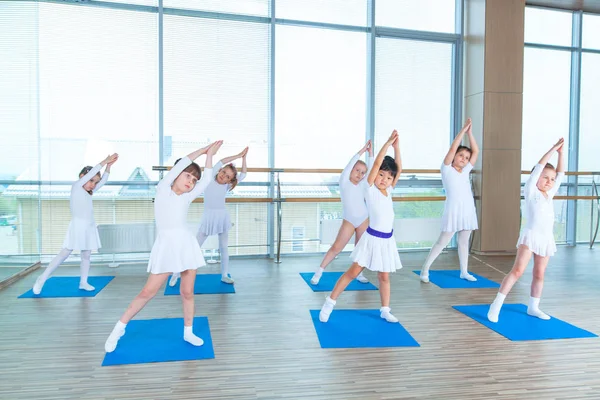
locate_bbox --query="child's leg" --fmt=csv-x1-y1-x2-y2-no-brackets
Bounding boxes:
79,250,94,291
218,232,233,284
105,273,169,352
311,220,358,285
457,230,476,281
378,272,398,323
419,231,454,282
527,254,551,320
33,248,72,294
319,263,364,322
169,232,210,287
487,245,533,322
354,220,370,283
180,269,204,346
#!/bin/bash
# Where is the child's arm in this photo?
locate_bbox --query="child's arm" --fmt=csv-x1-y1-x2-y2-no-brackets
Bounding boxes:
340,142,369,184
466,123,479,166
443,118,471,166
392,135,402,187
238,147,248,182
218,147,248,167
75,154,117,187
158,144,213,191
93,154,119,193
191,141,223,197
367,131,398,186
548,141,566,198
537,138,564,167
525,138,564,196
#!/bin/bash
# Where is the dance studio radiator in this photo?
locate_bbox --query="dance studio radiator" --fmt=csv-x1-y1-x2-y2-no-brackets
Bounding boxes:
97,223,156,254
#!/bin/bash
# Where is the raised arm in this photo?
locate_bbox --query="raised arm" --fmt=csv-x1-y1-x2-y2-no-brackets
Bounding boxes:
392,135,402,187
466,123,479,166
219,147,248,166
93,154,119,193
555,141,565,173
339,141,369,184
538,138,564,167
75,154,117,187
158,144,213,190
444,118,471,166
238,147,248,182
367,131,397,186
190,141,223,197
548,141,566,198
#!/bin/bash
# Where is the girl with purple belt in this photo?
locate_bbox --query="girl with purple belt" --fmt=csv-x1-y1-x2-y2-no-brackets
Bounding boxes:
319,130,403,324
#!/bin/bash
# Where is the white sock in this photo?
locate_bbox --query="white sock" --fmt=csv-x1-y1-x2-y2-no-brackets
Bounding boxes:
169,273,180,287
460,272,477,282
527,297,550,320
419,271,429,283
310,267,325,285
319,296,336,322
105,321,127,353
380,306,398,323
355,271,369,283
79,282,96,291
32,276,45,295
487,292,506,323
183,325,204,346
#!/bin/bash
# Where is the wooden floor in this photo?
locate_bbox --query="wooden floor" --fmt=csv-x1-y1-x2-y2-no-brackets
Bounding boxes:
0,266,26,281
1,247,599,399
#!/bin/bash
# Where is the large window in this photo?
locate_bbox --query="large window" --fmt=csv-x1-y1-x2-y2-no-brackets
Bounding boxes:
275,25,366,169
376,0,456,33
524,6,600,245
374,38,453,170
164,15,270,167
0,2,40,263
0,0,460,260
521,48,571,170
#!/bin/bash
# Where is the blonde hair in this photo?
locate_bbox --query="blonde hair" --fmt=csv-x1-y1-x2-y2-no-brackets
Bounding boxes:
219,163,239,191
355,160,367,169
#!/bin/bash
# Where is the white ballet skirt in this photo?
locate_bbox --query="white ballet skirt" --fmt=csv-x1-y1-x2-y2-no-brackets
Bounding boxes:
440,162,478,232
199,209,231,235
147,227,206,274
516,163,564,257
61,164,108,252
62,218,101,251
350,185,402,273
146,157,213,274
350,231,402,273
197,162,245,235
517,229,557,257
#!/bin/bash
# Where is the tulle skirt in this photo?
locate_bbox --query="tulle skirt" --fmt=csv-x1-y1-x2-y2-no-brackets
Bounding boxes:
198,209,231,236
517,228,557,257
350,232,402,273
62,219,101,251
147,228,206,274
441,200,478,232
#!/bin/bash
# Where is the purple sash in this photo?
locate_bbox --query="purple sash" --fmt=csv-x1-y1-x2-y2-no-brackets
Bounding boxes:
367,226,393,239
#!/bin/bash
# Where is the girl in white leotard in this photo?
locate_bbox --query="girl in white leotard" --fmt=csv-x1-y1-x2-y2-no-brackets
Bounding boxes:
32,153,119,295
310,141,373,285
487,138,565,323
419,118,480,283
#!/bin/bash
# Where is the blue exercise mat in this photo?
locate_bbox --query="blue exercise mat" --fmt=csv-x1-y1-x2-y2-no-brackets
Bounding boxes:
300,272,378,292
413,270,500,289
310,309,420,348
453,304,598,341
18,276,114,298
164,273,235,295
102,317,215,366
